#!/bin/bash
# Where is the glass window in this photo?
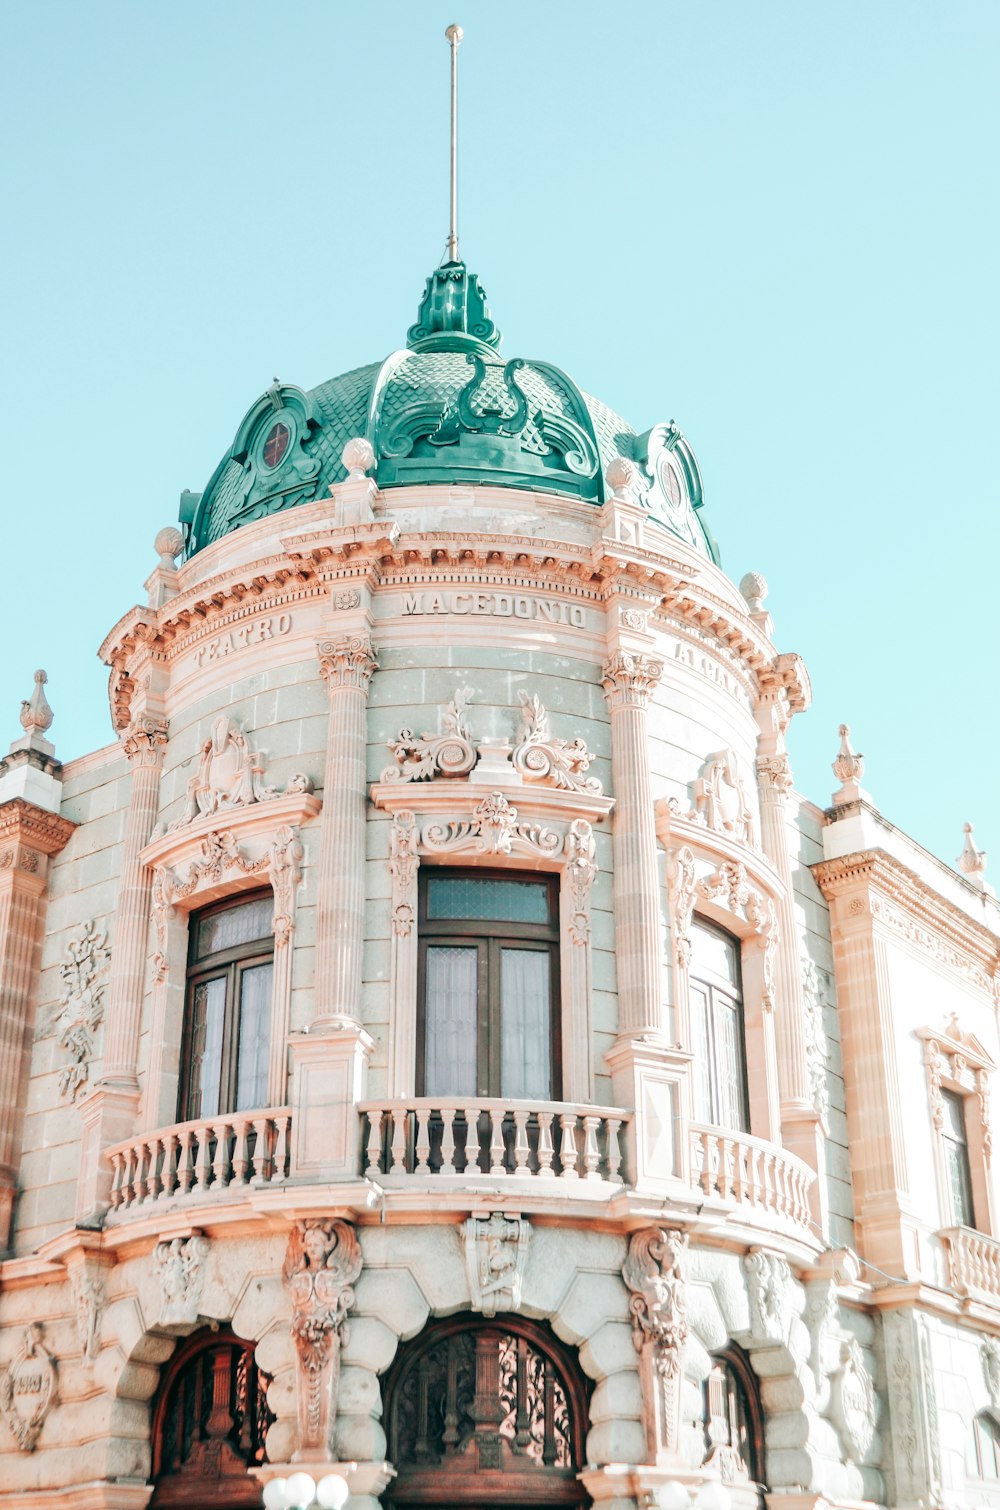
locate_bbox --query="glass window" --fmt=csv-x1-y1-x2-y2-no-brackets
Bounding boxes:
419,870,559,1099
690,921,750,1132
970,1411,1000,1480
180,892,274,1121
941,1087,976,1227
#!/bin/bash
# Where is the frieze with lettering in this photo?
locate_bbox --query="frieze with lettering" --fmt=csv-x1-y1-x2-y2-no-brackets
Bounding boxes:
402,590,587,626
193,613,293,668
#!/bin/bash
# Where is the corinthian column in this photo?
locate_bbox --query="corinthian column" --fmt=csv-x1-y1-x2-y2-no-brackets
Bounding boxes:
101,718,167,1086
602,652,664,1038
313,635,378,1028
755,751,812,1116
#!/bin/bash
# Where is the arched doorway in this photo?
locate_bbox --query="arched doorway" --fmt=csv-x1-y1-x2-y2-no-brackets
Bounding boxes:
383,1314,591,1509
149,1327,273,1507
702,1344,767,1509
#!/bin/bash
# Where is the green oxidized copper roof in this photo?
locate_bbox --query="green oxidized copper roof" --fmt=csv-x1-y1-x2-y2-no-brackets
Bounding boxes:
182,262,719,563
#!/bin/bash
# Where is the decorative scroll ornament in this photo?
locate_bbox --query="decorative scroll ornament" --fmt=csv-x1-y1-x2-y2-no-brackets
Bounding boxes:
151,831,272,981
801,958,831,1122
270,825,304,948
317,634,378,692
698,861,778,1009
693,751,755,844
511,692,602,794
383,686,477,782
283,1219,363,1455
829,1336,877,1461
666,846,698,967
756,752,794,796
744,1249,792,1345
423,791,561,861
601,651,663,709
155,1234,211,1327
53,919,110,1102
121,716,169,766
462,1212,530,1318
19,669,53,740
171,715,311,828
982,1336,1000,1412
0,1324,57,1451
70,1264,106,1363
390,811,420,938
565,820,598,945
622,1228,688,1460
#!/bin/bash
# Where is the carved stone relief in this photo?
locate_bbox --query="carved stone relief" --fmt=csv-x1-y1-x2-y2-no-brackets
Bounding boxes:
270,824,304,949
801,958,832,1124
666,845,698,967
622,1227,688,1461
51,920,110,1102
283,1219,363,1455
70,1264,106,1364
511,692,602,794
565,819,598,944
423,791,561,861
389,810,420,938
982,1336,1000,1413
0,1324,57,1451
155,1234,211,1327
462,1212,530,1317
693,751,755,844
383,686,477,782
828,1336,877,1462
170,715,311,829
744,1249,792,1345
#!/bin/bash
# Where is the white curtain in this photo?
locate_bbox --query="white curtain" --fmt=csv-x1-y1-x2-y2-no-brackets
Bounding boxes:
425,946,478,1096
236,962,273,1111
500,948,550,1099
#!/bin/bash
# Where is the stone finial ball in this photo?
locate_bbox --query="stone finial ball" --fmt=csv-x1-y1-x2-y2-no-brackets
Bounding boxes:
446,24,464,43
341,437,376,478
154,526,185,565
739,571,768,612
605,457,637,496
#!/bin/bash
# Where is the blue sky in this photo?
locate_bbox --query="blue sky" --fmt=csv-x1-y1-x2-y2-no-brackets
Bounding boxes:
3,2,997,868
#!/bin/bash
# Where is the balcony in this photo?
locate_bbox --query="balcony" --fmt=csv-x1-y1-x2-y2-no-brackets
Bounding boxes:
688,1122,814,1234
106,1108,292,1215
941,1225,1000,1306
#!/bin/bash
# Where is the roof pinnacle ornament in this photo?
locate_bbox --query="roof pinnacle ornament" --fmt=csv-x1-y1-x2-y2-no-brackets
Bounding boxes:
958,822,990,892
831,723,869,807
446,24,463,264
12,669,55,757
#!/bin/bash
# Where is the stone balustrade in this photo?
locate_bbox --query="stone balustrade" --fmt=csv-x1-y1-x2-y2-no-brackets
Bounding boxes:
360,1098,628,1183
106,1108,291,1213
941,1225,1000,1303
688,1121,814,1231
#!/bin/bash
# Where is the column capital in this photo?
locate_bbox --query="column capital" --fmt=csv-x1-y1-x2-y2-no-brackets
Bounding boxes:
756,753,794,795
0,797,76,861
317,634,379,693
601,651,663,709
120,717,168,765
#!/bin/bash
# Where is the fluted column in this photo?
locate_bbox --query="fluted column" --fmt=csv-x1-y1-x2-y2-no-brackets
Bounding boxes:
755,752,812,1114
101,719,167,1087
602,652,664,1038
313,634,378,1028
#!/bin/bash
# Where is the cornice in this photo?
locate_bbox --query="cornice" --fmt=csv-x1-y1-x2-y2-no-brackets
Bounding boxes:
370,779,614,829
813,847,1000,995
140,791,321,873
0,798,76,856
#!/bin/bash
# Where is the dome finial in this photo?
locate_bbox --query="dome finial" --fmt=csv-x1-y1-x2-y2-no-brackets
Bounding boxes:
446,24,463,265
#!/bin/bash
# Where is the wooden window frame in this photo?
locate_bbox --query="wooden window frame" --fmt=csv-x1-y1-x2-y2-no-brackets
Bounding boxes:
689,918,751,1134
416,869,562,1100
179,890,275,1123
919,1025,995,1237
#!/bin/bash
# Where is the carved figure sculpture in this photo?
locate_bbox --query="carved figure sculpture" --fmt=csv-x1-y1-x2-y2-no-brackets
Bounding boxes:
622,1227,689,1462
283,1219,363,1455
462,1212,530,1318
744,1249,792,1345
155,1234,211,1327
693,751,755,844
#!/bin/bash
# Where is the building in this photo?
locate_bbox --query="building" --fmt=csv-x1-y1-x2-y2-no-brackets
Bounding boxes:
0,244,998,1510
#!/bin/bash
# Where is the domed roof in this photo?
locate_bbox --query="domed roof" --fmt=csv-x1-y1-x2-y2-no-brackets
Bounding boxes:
182,262,719,564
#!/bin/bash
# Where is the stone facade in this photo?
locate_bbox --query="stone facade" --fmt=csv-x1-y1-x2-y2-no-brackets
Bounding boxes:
1,269,999,1510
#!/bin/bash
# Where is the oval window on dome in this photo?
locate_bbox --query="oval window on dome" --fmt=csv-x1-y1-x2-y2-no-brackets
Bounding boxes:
262,421,290,470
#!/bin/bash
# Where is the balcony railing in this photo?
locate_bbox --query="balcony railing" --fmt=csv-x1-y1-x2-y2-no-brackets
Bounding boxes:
106,1108,291,1213
941,1225,1000,1303
359,1098,628,1183
688,1122,814,1231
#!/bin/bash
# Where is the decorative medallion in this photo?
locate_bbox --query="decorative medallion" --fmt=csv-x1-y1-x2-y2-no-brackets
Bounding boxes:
829,1336,877,1461
0,1324,57,1452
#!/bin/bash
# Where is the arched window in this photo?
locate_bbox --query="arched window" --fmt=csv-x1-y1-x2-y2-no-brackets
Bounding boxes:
150,1328,273,1507
703,1345,766,1504
690,920,750,1132
180,892,274,1120
382,1315,589,1508
968,1410,1000,1481
418,870,560,1099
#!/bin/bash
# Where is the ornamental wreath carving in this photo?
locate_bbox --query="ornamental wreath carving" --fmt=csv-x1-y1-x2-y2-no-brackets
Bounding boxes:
0,1324,57,1451
53,919,110,1102
171,715,311,828
283,1219,363,1455
155,1234,211,1327
383,686,477,782
462,1212,531,1317
622,1227,688,1461
511,692,603,794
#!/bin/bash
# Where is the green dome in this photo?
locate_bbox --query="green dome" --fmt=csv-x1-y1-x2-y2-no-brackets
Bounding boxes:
182,263,718,563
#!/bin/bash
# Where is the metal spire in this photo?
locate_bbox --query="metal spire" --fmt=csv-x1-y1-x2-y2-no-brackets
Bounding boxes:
446,24,463,262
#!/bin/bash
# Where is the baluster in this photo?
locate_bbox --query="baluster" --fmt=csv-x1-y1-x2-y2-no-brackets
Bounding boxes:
537,1111,555,1178
775,1155,790,1217
761,1150,775,1213
249,1117,269,1183
161,1133,179,1199
144,1136,162,1202
271,1114,290,1181
558,1113,580,1180
231,1119,250,1185
193,1124,212,1192
750,1145,763,1207
177,1129,194,1194
704,1133,719,1198
212,1121,231,1188
132,1140,148,1203
513,1110,531,1173
364,1109,384,1178
582,1115,601,1180
731,1137,746,1203
606,1117,624,1183
439,1107,456,1174
109,1150,125,1209
390,1107,408,1174
489,1107,506,1176
414,1108,431,1173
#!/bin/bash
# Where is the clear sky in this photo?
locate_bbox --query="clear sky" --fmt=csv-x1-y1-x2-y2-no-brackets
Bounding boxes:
3,1,997,869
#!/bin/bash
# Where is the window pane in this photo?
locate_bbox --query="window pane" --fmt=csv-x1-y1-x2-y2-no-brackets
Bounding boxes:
186,976,226,1120
942,1088,968,1143
500,948,551,1099
424,946,478,1096
691,922,739,986
235,962,273,1110
196,897,273,958
715,997,749,1132
690,983,714,1123
945,1134,976,1227
427,875,549,925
